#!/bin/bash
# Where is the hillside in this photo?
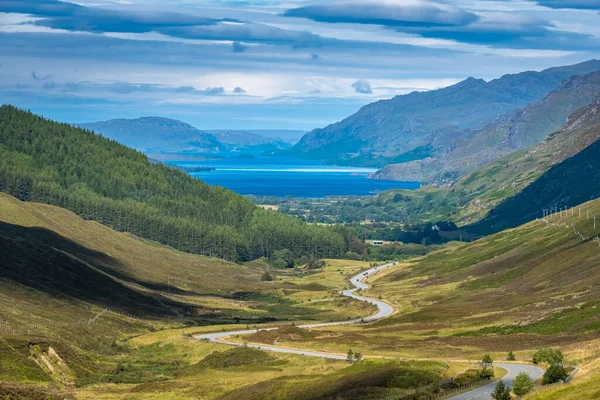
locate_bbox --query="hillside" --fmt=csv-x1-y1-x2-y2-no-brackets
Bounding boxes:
208,130,293,154
274,95,600,230
263,196,600,360
0,192,394,397
453,93,600,227
373,69,600,184
289,60,600,167
79,117,225,154
0,105,347,261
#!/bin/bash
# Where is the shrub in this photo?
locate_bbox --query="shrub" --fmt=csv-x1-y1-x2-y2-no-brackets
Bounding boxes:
512,372,534,396
491,380,511,400
482,353,494,367
477,367,494,380
507,351,515,361
261,271,274,281
543,364,568,385
533,348,563,366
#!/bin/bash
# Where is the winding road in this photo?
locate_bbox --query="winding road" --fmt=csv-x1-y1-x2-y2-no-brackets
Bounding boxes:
448,363,544,400
195,262,543,398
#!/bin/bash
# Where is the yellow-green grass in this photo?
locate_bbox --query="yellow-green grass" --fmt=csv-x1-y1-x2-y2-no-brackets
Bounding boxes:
259,198,600,360
0,193,384,393
524,338,600,400
0,192,263,295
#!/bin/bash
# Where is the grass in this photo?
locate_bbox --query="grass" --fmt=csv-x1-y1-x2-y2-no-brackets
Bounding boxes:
254,198,600,361
3,192,600,398
0,193,387,397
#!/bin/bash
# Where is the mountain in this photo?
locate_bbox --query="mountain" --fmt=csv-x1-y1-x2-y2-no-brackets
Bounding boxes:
364,195,600,359
372,69,600,184
0,105,347,262
79,117,225,154
275,95,600,230
289,60,600,166
209,130,306,145
464,96,600,234
207,130,294,154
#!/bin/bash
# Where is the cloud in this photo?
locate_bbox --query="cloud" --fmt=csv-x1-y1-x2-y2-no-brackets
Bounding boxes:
1,0,224,34
352,79,372,94
110,83,160,94
232,41,248,53
31,71,52,81
42,81,58,90
233,87,247,93
175,86,225,95
411,12,600,50
158,22,325,48
284,1,478,27
282,0,600,51
2,0,327,49
535,0,600,9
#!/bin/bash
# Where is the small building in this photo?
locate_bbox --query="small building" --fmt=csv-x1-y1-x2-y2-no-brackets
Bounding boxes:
371,240,384,246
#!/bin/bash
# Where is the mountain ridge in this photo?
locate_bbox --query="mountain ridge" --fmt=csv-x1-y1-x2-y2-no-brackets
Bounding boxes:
372,69,600,184
288,59,600,169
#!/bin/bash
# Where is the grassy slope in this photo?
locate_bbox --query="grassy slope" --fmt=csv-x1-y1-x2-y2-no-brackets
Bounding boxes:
448,94,600,226
0,193,374,395
262,197,600,361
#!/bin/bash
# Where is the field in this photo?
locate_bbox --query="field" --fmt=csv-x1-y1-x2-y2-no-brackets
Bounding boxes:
2,192,600,398
1,193,437,399
245,198,600,363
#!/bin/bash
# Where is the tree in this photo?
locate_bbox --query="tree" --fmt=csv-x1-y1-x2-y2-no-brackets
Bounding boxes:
533,348,564,366
305,258,326,270
482,353,494,367
513,372,535,396
507,351,516,361
491,380,511,400
543,364,568,385
353,352,363,362
346,349,354,363
261,271,274,281
477,367,494,380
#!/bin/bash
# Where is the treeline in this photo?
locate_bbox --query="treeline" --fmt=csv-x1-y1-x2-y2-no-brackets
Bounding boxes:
355,221,457,245
0,105,347,261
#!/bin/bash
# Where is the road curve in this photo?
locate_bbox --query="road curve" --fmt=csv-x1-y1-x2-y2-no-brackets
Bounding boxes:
195,263,543,399
447,363,544,400
194,262,397,358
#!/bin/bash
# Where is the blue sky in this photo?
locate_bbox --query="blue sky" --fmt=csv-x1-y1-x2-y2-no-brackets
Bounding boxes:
1,0,599,130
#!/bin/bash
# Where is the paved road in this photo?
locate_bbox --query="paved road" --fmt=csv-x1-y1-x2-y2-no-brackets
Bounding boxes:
195,262,397,357
447,363,544,400
195,263,543,399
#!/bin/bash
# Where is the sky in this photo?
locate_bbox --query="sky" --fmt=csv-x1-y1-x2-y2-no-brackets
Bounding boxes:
1,0,599,130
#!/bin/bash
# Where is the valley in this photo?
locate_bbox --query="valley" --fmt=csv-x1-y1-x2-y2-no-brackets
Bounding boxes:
3,7,600,397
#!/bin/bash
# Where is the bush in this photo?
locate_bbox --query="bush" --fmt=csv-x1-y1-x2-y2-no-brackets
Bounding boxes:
533,348,564,366
543,364,568,385
491,380,511,400
482,353,494,367
261,271,274,281
477,367,494,380
507,351,515,361
512,372,534,396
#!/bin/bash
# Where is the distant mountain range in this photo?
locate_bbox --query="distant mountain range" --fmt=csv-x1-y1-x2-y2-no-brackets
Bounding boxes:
79,118,304,157
373,69,600,184
465,93,600,234
287,59,600,182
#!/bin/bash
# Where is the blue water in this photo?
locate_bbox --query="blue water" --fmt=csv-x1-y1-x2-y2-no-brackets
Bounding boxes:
167,157,419,198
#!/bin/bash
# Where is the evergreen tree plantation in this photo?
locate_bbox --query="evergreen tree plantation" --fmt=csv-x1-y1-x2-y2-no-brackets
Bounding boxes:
0,106,347,262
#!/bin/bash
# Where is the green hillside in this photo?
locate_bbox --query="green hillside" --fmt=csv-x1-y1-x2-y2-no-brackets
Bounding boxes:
0,105,346,261
263,196,600,361
0,192,378,394
468,138,600,234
